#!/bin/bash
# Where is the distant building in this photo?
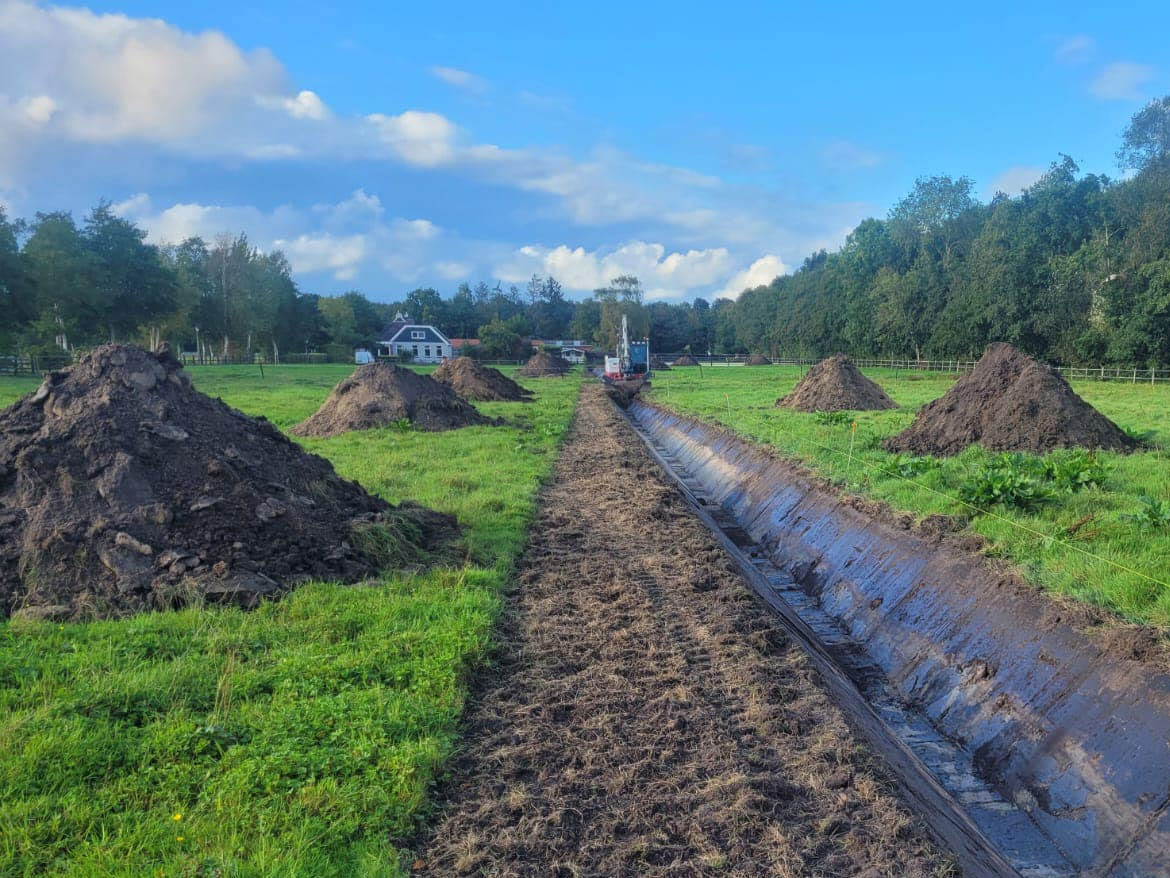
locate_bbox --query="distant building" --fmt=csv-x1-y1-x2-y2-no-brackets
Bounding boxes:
448,338,482,355
559,346,593,364
376,312,452,364
354,348,374,364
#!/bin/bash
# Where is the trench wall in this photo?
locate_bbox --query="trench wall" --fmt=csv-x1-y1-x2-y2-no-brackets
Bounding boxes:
630,399,1170,877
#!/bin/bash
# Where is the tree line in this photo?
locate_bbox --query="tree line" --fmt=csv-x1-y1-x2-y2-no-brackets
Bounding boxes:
3,97,1169,364
724,96,1170,365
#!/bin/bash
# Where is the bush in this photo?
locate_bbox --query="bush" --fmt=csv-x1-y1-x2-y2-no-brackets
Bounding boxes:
1041,449,1107,493
959,454,1053,511
1128,495,1170,530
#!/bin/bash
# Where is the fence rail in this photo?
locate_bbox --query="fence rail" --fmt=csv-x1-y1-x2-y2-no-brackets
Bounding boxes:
4,350,1170,384
655,355,1170,383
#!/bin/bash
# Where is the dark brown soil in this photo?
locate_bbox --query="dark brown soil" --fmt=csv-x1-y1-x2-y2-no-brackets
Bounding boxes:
779,354,897,412
603,376,650,408
673,354,701,366
650,358,672,371
745,353,772,366
432,357,533,402
517,351,571,377
291,363,493,437
884,342,1137,455
414,384,952,878
0,345,454,620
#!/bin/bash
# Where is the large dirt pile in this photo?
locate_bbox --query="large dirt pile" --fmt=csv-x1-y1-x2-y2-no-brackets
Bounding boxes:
778,354,897,412
745,354,772,366
885,342,1136,455
432,356,533,402
649,358,671,371
292,363,493,436
517,351,570,377
0,345,454,620
673,354,700,366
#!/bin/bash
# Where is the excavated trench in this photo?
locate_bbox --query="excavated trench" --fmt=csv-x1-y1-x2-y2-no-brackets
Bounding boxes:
624,397,1170,878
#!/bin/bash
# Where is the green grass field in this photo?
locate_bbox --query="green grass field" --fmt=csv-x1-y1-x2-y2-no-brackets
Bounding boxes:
648,365,1170,627
0,364,582,877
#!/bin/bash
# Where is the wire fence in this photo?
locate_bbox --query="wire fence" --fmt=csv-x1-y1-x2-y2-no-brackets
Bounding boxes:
3,349,1169,384
655,354,1170,384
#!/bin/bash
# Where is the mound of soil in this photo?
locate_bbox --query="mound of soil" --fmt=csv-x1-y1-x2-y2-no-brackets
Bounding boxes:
432,356,533,402
745,353,772,366
517,351,570,377
649,358,672,371
884,342,1136,456
0,345,454,620
603,375,649,408
779,354,897,412
673,354,700,366
292,363,493,437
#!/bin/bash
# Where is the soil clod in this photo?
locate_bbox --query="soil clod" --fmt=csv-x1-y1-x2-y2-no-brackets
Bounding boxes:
779,354,897,412
884,342,1137,455
516,351,571,377
0,345,454,619
291,362,493,436
431,356,533,402
745,353,772,365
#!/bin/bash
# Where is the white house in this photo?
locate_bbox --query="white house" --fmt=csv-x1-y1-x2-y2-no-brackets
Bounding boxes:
376,312,453,364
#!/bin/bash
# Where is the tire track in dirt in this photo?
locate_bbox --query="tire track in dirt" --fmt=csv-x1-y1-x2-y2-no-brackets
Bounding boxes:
414,383,955,877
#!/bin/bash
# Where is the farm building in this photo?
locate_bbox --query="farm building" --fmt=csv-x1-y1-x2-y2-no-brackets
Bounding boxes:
376,312,453,363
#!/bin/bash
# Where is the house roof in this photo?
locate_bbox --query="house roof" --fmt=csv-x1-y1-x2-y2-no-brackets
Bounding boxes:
378,315,451,346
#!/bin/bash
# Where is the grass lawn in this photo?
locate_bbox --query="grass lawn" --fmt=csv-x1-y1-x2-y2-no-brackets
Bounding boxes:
0,363,582,877
648,365,1170,627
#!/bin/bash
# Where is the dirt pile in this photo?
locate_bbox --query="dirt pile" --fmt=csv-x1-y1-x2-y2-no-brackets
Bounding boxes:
292,363,493,436
745,353,772,365
673,354,700,366
650,358,672,371
432,356,533,402
779,354,897,412
517,351,570,377
885,342,1136,455
603,375,649,408
0,345,454,620
416,384,949,877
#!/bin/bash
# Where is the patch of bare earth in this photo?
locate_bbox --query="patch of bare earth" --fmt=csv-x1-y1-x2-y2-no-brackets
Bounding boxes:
414,384,954,877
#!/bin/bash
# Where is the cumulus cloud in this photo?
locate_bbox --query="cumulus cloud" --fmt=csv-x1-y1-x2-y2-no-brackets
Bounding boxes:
496,240,740,299
717,255,788,299
1090,62,1155,100
366,110,460,167
988,165,1045,197
282,90,329,120
429,66,488,95
113,190,447,282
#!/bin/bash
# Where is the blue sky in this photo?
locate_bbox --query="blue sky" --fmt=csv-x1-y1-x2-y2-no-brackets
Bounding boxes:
1,0,1166,302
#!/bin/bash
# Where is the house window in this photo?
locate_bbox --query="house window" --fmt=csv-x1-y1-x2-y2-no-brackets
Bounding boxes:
424,346,431,358
411,330,424,340
412,345,419,357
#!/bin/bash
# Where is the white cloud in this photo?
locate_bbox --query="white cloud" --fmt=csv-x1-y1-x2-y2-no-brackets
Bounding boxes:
429,66,488,95
1090,62,1155,101
496,240,737,298
19,95,56,125
718,255,788,299
821,140,884,171
1054,35,1094,65
275,233,366,280
114,191,448,284
282,90,328,120
988,165,1045,197
366,110,459,167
